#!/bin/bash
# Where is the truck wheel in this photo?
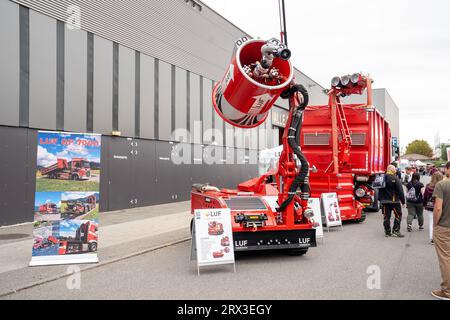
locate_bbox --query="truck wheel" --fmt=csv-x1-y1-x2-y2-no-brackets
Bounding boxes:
355,214,367,223
285,248,308,256
71,174,78,181
364,189,380,212
190,218,194,236
89,242,98,252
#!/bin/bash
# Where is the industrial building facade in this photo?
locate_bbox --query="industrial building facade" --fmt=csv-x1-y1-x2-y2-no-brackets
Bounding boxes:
0,0,329,225
0,0,398,226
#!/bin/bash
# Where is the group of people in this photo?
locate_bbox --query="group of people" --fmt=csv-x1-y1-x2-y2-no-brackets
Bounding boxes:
378,161,450,300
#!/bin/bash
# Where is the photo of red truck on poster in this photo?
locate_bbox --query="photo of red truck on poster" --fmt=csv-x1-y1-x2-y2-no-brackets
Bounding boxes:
61,192,99,221
34,192,62,222
58,220,99,255
36,131,101,192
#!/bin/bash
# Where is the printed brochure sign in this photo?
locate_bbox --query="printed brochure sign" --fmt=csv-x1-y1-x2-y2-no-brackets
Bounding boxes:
193,209,235,268
321,192,343,229
30,131,101,266
307,198,324,238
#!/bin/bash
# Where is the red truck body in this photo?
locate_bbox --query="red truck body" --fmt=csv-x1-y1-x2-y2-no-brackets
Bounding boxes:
66,195,97,215
41,158,90,180
38,203,58,214
301,104,392,220
58,221,98,255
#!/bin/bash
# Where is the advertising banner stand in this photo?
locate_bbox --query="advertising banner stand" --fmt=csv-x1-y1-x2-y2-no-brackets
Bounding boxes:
190,209,235,275
307,198,324,243
321,193,343,233
30,131,101,267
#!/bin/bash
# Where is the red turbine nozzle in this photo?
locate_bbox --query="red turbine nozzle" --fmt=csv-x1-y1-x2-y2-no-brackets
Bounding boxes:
212,38,294,129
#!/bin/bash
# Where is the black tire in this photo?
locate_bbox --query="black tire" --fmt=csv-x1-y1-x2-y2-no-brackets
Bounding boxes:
71,174,79,181
285,248,308,256
88,242,97,252
364,189,380,212
354,212,367,223
190,218,194,236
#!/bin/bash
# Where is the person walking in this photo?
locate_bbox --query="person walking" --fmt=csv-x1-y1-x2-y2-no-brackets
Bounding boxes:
379,164,406,237
391,161,402,179
423,171,444,243
431,161,450,300
406,172,425,232
403,166,413,186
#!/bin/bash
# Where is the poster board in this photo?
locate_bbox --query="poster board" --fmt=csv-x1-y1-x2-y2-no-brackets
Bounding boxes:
191,209,235,274
307,198,324,239
321,192,343,232
30,131,101,266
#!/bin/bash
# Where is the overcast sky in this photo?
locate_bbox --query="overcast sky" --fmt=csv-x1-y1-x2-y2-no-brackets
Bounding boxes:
203,0,450,149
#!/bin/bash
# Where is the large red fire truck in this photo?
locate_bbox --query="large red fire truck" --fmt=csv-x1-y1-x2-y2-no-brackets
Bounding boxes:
301,75,392,222
40,158,91,180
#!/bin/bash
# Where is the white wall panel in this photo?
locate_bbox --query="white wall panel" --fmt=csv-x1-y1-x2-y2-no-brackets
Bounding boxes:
0,0,19,126
93,35,113,135
140,54,155,139
29,11,56,129
175,67,187,140
64,27,87,132
189,72,201,144
118,45,135,137
158,60,172,140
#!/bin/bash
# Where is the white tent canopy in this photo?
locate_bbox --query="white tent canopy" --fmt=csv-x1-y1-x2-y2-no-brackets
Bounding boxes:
415,160,427,167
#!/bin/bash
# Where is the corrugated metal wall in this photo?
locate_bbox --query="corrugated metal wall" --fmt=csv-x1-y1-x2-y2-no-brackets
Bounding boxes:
0,0,331,225
11,0,242,82
8,0,327,145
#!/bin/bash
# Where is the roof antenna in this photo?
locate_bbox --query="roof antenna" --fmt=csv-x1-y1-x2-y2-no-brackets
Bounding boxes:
278,0,288,46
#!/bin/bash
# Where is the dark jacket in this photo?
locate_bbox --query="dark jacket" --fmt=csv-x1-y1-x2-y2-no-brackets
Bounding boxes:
396,168,401,179
423,184,436,211
379,173,406,205
406,180,424,204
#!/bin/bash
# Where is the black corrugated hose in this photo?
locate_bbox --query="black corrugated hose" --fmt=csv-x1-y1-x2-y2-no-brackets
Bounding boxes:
277,84,310,213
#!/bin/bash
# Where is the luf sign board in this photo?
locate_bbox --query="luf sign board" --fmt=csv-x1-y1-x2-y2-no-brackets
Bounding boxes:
321,192,343,229
307,198,324,238
192,208,235,273
30,131,101,266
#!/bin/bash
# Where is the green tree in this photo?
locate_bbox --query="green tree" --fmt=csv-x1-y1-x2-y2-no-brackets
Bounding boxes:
405,140,433,158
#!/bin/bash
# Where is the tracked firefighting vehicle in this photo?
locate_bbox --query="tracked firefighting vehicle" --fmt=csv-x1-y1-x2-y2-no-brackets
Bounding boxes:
191,35,316,255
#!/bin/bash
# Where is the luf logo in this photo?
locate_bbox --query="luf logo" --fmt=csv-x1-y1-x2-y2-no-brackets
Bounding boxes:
235,240,248,247
206,210,221,217
299,238,311,244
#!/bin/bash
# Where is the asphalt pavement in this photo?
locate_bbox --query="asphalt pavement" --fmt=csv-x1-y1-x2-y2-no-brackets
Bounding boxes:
0,175,441,300
2,206,441,299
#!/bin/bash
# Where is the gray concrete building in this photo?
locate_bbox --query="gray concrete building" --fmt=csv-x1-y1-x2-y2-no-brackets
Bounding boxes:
0,0,329,225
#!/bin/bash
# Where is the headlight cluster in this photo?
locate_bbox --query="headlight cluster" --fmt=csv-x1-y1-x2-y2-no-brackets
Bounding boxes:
355,187,367,198
331,73,364,89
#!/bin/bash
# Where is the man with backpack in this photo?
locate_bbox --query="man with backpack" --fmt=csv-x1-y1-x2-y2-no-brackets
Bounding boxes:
406,172,425,232
379,164,406,237
403,166,413,186
431,161,450,300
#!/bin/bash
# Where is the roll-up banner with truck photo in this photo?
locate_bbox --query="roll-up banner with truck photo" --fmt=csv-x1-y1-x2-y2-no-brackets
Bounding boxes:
30,131,101,267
